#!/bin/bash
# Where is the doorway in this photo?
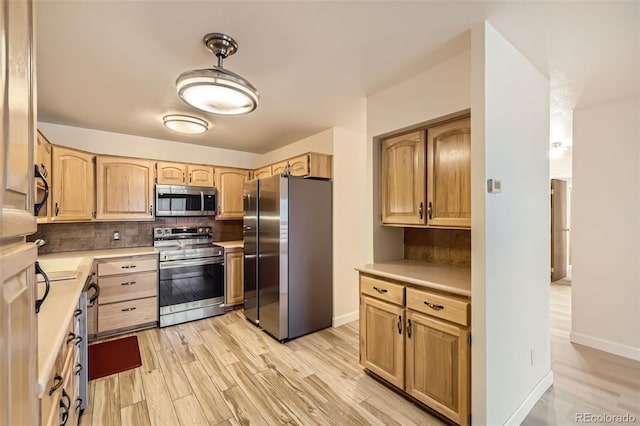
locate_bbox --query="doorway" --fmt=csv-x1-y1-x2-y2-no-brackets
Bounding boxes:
551,178,571,283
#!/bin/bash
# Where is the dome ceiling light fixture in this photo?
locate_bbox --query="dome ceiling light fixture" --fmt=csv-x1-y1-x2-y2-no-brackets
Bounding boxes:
176,33,259,116
163,114,210,134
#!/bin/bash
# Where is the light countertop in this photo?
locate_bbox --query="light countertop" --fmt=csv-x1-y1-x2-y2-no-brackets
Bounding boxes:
36,247,159,395
213,240,244,251
355,259,471,297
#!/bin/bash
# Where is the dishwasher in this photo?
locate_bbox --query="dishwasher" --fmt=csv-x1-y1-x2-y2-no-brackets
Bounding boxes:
77,270,99,413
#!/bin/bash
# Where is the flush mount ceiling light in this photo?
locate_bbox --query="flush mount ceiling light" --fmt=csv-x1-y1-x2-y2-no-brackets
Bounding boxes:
176,33,259,116
163,114,209,134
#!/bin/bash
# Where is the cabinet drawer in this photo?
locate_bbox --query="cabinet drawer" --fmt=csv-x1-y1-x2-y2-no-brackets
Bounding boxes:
98,271,158,304
97,256,157,276
406,287,469,326
360,275,404,306
98,297,158,334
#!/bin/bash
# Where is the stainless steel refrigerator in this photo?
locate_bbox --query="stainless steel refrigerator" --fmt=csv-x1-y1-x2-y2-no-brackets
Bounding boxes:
243,174,332,341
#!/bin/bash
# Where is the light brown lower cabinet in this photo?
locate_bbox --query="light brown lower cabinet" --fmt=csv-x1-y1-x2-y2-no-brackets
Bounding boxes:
94,254,159,337
359,273,471,426
224,249,244,306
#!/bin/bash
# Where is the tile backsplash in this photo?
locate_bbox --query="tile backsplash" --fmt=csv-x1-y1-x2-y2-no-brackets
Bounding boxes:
404,228,471,267
28,217,243,254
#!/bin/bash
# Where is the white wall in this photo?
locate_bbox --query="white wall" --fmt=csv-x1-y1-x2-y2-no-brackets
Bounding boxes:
550,151,572,179
256,129,333,167
366,50,472,262
471,22,552,425
37,122,260,169
571,96,640,360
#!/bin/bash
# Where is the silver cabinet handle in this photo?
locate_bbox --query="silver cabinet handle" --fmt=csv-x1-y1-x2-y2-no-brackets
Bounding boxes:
427,202,433,220
424,301,444,311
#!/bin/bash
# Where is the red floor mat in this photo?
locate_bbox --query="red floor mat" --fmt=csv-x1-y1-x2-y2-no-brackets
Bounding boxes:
88,335,142,380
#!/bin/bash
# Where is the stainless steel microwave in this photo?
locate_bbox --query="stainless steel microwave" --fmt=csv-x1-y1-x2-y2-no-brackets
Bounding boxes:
155,185,217,217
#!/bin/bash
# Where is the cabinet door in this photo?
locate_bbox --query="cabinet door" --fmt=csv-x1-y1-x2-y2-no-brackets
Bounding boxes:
253,165,272,180
406,310,470,426
0,244,38,426
187,164,214,187
96,157,155,220
35,131,52,222
359,295,404,388
271,161,288,176
51,147,95,222
0,0,37,239
156,161,186,185
427,116,471,228
381,131,426,225
287,155,310,177
225,251,244,306
214,167,249,220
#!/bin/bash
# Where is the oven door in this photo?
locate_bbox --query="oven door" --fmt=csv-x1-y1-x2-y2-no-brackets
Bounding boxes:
158,257,225,316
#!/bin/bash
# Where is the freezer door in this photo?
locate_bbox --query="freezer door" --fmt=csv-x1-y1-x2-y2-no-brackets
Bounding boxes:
243,179,259,324
258,175,288,340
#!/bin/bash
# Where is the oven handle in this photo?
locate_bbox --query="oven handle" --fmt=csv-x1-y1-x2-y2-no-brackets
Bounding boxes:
159,257,224,269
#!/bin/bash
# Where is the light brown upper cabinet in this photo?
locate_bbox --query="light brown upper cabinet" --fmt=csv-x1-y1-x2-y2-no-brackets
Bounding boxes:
187,164,215,187
51,146,95,222
381,130,426,225
427,116,471,228
156,161,187,185
287,153,332,178
35,131,52,222
156,162,214,187
96,156,155,220
214,167,250,220
271,161,288,176
253,165,272,180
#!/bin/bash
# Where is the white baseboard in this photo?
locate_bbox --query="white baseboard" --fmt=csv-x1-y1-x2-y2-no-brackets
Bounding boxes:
570,331,640,361
504,370,554,426
332,311,358,327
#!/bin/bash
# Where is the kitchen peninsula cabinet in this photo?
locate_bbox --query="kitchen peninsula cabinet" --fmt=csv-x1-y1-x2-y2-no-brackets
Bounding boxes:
381,130,426,225
51,146,95,222
357,265,471,426
95,156,155,220
427,116,471,228
215,167,250,220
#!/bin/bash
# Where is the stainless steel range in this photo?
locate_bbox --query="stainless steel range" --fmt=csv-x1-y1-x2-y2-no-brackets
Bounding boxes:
154,227,225,327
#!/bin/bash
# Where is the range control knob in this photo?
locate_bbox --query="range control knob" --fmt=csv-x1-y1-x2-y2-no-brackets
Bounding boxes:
205,228,210,233
198,227,204,233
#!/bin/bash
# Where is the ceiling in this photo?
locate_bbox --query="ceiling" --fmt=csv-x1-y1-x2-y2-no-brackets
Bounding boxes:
35,1,639,154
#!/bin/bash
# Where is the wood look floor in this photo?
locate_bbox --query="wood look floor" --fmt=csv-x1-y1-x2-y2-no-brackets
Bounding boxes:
523,284,640,425
81,284,640,426
80,310,446,426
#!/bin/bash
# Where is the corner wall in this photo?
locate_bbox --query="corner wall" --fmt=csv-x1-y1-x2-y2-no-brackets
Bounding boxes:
471,22,552,425
571,96,640,360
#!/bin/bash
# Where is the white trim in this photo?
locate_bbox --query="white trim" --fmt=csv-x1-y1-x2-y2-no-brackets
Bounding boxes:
570,332,640,361
504,371,554,426
332,311,358,327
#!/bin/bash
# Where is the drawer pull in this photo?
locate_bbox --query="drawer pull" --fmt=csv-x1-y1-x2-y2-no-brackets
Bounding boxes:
66,332,76,344
397,315,402,334
60,390,71,426
75,364,83,375
424,301,445,311
74,308,83,317
74,336,83,346
121,281,137,286
75,398,83,410
373,286,388,294
121,265,137,269
121,307,137,312
49,374,63,396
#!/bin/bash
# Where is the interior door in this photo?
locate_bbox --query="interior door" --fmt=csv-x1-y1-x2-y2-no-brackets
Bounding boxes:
551,179,568,281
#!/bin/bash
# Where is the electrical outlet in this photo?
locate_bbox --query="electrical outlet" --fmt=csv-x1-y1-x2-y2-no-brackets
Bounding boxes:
113,231,120,241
